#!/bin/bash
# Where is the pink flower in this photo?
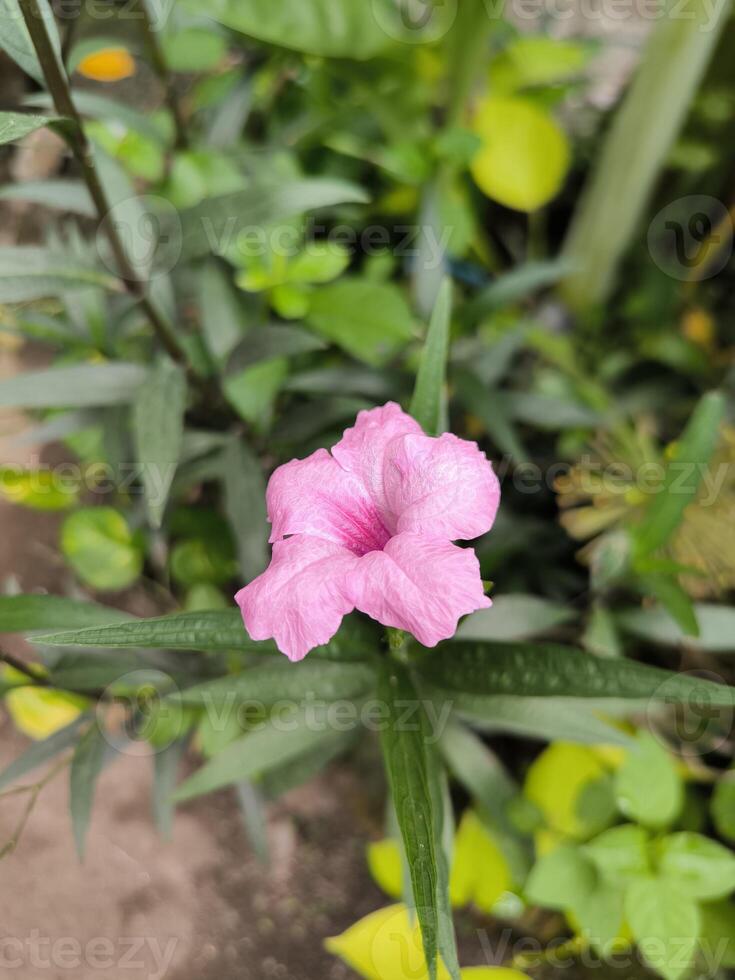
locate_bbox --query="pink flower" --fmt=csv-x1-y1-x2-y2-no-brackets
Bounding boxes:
236,402,500,661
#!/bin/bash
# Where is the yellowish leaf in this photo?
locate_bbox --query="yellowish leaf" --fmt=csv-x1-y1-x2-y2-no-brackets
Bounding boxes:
471,96,570,212
4,669,87,740
367,838,403,900
450,810,513,914
524,743,606,838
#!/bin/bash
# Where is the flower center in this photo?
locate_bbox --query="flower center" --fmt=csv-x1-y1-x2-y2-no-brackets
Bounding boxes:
332,499,392,557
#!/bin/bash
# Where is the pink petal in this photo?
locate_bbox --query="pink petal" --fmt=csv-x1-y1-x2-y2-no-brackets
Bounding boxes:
236,535,358,661
266,448,390,555
332,402,422,527
384,432,500,541
350,532,491,647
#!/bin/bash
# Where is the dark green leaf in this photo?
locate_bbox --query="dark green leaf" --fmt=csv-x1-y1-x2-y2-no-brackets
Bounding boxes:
426,640,735,706
0,246,119,302
181,0,407,59
69,722,108,859
0,362,148,409
464,259,576,321
634,391,725,555
427,756,460,980
176,179,369,262
132,357,187,527
711,775,735,844
221,437,269,580
226,324,326,373
0,713,89,790
0,594,132,633
378,662,438,979
198,261,246,363
410,277,452,436
172,709,335,801
172,660,375,706
0,111,57,145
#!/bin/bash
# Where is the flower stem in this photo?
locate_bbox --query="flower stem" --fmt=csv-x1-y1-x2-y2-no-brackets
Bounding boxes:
17,0,193,376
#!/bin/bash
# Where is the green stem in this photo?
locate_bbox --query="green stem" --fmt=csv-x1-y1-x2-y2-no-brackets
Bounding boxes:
17,0,193,376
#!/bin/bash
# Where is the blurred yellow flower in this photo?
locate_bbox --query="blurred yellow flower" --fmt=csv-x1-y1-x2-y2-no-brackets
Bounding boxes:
77,47,136,83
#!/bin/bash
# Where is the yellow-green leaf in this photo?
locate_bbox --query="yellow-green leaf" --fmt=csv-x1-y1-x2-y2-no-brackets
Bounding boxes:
471,97,570,212
450,810,513,914
5,672,87,740
367,839,403,900
524,743,608,839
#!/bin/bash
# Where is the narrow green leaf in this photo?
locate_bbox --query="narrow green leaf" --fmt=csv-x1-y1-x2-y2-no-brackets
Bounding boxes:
172,660,375,706
172,709,334,801
235,781,270,864
226,324,326,373
153,738,187,840
634,391,725,556
457,594,575,641
426,640,735,707
618,602,735,652
561,0,730,308
378,662,438,980
260,730,356,799
132,357,187,527
176,179,369,262
0,0,61,83
465,258,575,321
198,261,246,363
444,693,631,746
0,179,94,216
410,278,452,437
0,111,57,145
221,437,269,580
0,246,119,302
427,756,460,980
640,575,699,638
34,610,270,652
69,722,108,860
0,594,132,633
0,714,88,790
0,362,148,409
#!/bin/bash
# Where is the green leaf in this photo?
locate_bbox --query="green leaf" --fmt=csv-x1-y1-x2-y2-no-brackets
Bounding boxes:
561,0,730,308
69,722,108,860
0,246,119,302
224,359,288,427
525,843,597,909
410,278,452,436
172,708,336,801
0,594,132,633
176,179,369,261
162,28,227,71
0,111,57,145
634,391,725,556
471,96,570,212
260,729,355,800
198,261,246,363
226,324,326,372
625,877,700,980
377,662,439,979
221,437,268,580
615,733,683,829
584,824,651,884
464,259,576,322
153,738,187,840
172,660,375,706
0,0,61,83
0,179,95,216
457,594,575,642
447,693,631,746
618,602,735,652
699,901,735,969
427,756,461,980
306,278,416,366
132,357,187,528
0,714,88,790
0,362,148,409
60,507,143,592
659,833,735,901
640,575,700,638
712,776,735,844
425,640,735,707
181,0,410,59
35,610,268,652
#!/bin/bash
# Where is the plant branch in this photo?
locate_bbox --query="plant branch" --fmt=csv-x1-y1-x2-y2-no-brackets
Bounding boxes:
17,0,194,376
0,754,70,860
138,0,188,149
0,648,49,685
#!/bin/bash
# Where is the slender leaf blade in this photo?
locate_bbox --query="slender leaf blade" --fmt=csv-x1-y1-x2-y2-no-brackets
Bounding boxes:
0,111,56,145
0,362,148,409
69,722,108,860
0,594,132,632
0,714,89,790
410,277,452,436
